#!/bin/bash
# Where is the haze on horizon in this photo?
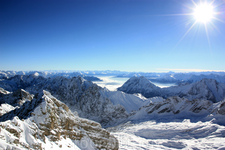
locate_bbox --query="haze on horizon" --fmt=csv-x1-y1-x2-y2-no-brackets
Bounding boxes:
1,0,225,72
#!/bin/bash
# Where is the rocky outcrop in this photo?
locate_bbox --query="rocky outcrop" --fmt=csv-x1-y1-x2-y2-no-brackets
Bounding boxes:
0,89,119,150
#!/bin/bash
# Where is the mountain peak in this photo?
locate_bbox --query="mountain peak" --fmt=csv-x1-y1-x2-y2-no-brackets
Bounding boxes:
118,76,161,98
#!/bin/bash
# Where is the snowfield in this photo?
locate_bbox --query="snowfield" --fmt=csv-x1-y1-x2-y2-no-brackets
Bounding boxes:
110,119,225,150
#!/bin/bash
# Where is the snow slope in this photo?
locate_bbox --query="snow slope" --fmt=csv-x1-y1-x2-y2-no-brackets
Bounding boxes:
110,119,225,150
100,88,149,113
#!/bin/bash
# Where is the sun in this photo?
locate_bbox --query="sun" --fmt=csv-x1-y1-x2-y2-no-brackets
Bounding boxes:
193,3,214,23
170,0,225,49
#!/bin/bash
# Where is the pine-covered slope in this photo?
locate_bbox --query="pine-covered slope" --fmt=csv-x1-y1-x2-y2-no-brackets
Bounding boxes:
0,89,118,150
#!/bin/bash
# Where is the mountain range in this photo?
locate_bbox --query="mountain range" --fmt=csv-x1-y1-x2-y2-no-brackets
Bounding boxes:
1,70,225,84
0,72,225,149
118,76,225,103
0,70,101,81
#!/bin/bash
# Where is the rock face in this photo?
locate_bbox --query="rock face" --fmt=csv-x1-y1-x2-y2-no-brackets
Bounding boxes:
0,89,119,150
118,76,225,103
0,75,128,127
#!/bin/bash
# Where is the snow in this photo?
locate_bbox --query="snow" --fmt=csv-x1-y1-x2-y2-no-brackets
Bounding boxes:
100,88,149,113
111,119,225,150
0,103,17,116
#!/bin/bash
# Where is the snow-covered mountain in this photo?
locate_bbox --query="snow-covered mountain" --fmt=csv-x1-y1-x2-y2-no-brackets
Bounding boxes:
118,76,225,103
0,70,101,81
186,74,225,84
163,78,225,102
1,74,225,149
2,70,225,85
148,73,225,84
130,96,225,124
1,75,225,126
118,76,161,98
0,75,129,127
0,89,118,149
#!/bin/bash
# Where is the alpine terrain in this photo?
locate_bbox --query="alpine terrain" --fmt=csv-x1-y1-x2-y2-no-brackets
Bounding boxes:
0,72,225,149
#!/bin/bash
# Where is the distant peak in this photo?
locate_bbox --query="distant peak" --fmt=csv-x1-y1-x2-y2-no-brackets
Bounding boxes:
33,72,39,77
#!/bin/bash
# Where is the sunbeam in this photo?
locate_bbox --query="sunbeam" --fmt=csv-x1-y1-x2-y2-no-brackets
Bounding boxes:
213,17,225,24
204,23,214,60
191,0,198,7
174,21,197,49
204,23,211,48
209,21,224,36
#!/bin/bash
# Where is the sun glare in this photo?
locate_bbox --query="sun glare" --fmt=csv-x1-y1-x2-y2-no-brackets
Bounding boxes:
172,0,225,49
193,3,214,23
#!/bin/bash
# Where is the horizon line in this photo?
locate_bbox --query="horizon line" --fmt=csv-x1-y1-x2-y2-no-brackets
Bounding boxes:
1,69,225,73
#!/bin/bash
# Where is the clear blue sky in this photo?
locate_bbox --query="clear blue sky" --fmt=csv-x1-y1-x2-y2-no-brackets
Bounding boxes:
0,0,225,72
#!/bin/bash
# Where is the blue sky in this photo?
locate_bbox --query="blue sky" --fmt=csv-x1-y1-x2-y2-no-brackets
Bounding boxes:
0,0,225,72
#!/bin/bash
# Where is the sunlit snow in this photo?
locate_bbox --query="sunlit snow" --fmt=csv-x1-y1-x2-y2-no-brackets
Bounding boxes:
110,120,225,150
